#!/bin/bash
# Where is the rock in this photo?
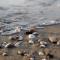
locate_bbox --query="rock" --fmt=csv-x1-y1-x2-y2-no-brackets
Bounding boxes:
5,43,15,48
0,44,3,48
28,34,36,39
2,52,8,56
29,40,34,44
20,52,25,56
32,32,38,36
40,44,46,48
17,50,21,55
29,57,34,60
17,50,27,56
25,27,36,35
57,40,60,45
38,39,42,42
25,31,33,35
15,41,22,47
9,35,19,40
40,41,47,48
19,51,26,56
2,42,7,47
38,51,44,56
42,58,47,60
47,53,54,59
40,41,47,45
15,26,21,33
24,53,30,56
48,36,57,43
18,36,23,41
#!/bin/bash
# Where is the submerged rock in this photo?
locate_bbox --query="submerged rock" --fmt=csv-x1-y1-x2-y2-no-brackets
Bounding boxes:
15,26,21,33
18,36,23,41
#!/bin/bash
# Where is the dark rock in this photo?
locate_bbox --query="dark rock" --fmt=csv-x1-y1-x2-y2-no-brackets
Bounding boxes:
5,43,15,48
47,53,54,59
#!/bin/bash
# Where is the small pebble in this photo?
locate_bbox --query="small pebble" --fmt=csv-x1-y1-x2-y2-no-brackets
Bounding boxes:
42,58,47,60
40,41,47,45
29,40,34,44
29,57,34,60
15,27,21,33
57,40,60,45
38,51,44,56
18,36,23,41
40,44,46,48
17,50,21,55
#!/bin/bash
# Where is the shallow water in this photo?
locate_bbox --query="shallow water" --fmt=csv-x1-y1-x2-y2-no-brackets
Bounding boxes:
0,0,60,35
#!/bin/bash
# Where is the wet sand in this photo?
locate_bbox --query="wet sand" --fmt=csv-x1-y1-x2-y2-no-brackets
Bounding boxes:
0,25,60,60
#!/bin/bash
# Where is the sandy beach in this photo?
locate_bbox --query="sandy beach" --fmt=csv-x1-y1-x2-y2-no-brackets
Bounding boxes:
0,24,60,60
0,0,60,60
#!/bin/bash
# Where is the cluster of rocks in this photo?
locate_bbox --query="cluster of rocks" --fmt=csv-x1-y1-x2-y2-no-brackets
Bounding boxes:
0,27,60,60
